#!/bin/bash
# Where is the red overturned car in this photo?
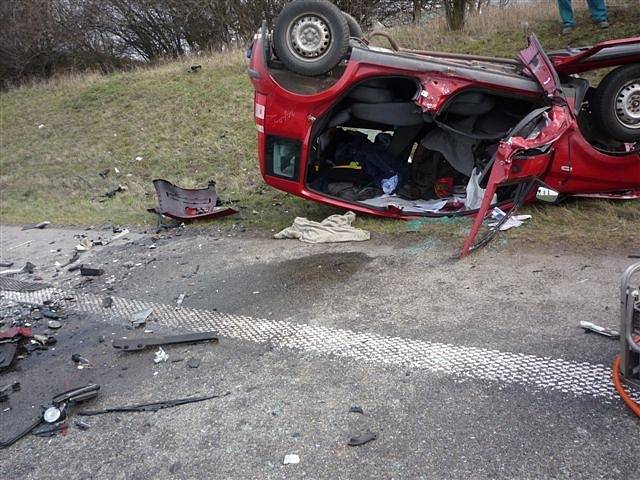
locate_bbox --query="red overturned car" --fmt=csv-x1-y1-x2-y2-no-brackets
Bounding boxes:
247,0,640,256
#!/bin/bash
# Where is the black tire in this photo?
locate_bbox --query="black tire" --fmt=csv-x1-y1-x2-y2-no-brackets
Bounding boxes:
342,11,363,38
591,64,640,143
273,0,350,76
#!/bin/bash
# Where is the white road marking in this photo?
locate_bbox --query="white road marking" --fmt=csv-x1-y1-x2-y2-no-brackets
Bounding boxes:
2,287,637,403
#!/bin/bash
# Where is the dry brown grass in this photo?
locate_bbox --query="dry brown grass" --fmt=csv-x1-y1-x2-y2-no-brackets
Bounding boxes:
374,0,640,55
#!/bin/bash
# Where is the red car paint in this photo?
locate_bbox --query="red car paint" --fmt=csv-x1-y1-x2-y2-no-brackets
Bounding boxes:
248,31,640,256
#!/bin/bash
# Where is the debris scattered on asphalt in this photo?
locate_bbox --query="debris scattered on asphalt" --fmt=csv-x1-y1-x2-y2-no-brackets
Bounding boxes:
283,454,300,465
0,384,99,449
75,238,93,251
73,419,91,431
47,320,62,330
78,392,230,416
33,334,56,346
131,308,153,328
176,293,186,308
71,354,92,368
110,228,130,242
187,358,200,369
154,347,169,363
32,422,68,438
0,262,36,276
150,179,236,221
579,321,620,339
274,211,370,243
42,308,61,319
61,251,81,268
102,297,114,308
112,331,218,351
347,431,378,446
0,261,14,268
21,221,51,231
349,405,364,414
0,344,18,369
0,382,21,402
80,266,104,277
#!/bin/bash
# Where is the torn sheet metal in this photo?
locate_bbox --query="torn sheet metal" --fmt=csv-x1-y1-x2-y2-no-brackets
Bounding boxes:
151,179,236,220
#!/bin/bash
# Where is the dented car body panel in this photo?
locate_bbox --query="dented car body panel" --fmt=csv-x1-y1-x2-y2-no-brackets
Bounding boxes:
248,29,640,255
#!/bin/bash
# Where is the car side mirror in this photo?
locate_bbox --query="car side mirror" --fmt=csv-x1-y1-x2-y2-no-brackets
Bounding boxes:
536,186,560,203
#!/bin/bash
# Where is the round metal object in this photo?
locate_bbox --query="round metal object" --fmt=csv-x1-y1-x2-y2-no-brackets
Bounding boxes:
47,320,62,329
615,81,640,129
43,406,62,424
288,14,331,61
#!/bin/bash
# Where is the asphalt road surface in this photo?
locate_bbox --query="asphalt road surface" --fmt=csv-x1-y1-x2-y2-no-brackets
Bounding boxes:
0,224,638,479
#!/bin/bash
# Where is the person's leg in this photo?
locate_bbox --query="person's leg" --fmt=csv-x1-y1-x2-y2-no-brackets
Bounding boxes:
586,0,608,22
557,0,576,27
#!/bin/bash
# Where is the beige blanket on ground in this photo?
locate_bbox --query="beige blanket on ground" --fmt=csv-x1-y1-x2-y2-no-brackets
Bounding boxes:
274,211,370,244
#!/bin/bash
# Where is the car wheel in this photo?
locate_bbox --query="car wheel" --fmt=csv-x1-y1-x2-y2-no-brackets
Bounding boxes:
591,64,640,143
342,11,363,38
273,0,349,76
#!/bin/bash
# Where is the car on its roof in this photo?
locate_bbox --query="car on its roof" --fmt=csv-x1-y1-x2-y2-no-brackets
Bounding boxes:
247,0,640,256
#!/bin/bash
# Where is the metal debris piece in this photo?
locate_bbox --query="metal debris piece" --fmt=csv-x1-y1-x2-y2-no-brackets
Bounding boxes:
73,419,91,431
0,382,21,401
0,384,99,449
47,320,62,330
176,293,186,308
22,221,50,231
131,308,153,328
347,431,378,446
187,358,200,369
283,454,300,465
32,422,68,438
71,354,92,368
0,344,17,369
349,405,364,414
0,262,36,276
61,251,81,268
579,321,620,339
75,237,93,251
112,331,218,351
80,266,104,276
154,347,169,363
150,179,236,221
78,392,230,416
42,308,61,319
102,185,127,199
0,261,14,268
110,229,130,242
33,334,57,346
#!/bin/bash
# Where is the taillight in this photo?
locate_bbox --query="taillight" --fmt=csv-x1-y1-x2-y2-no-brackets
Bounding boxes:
254,93,266,133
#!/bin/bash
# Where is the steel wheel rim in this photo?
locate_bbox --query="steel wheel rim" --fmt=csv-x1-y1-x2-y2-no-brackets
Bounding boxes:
615,81,640,129
287,14,332,62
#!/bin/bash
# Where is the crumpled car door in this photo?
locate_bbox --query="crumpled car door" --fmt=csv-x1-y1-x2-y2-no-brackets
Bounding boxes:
459,35,573,258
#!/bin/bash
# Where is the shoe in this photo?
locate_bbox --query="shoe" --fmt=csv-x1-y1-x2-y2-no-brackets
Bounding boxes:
597,20,609,29
561,26,574,35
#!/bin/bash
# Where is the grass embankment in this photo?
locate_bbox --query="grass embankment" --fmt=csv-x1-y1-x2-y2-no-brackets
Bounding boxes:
1,3,638,249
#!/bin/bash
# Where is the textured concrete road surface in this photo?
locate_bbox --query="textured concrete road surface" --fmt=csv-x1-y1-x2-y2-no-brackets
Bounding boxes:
0,224,638,479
